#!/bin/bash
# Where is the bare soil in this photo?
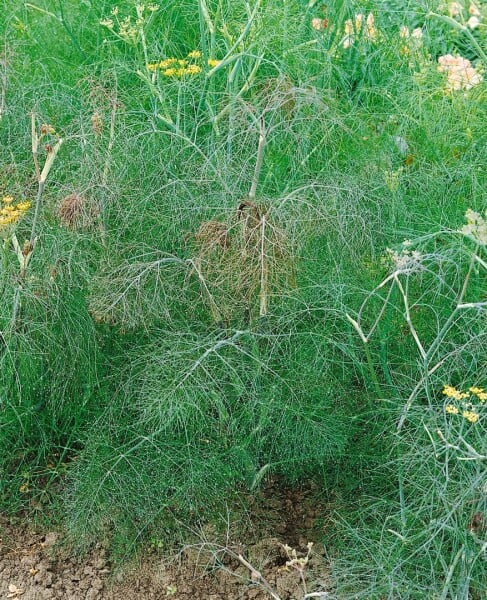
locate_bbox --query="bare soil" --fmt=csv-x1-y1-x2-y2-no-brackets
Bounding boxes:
0,482,333,599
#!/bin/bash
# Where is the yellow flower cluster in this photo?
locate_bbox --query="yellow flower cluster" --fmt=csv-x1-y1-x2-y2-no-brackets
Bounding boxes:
443,384,485,424
443,385,469,400
461,208,487,245
437,54,483,93
0,195,31,229
146,52,221,77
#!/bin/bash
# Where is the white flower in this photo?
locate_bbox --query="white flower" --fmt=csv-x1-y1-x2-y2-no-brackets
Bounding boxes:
467,15,481,29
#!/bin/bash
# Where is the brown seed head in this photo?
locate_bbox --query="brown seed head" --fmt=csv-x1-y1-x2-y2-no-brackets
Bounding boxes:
195,220,230,249
57,193,100,230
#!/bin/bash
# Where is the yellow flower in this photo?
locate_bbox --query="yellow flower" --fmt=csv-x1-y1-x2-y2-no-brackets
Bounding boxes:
185,64,202,75
159,58,177,69
442,384,470,400
207,59,221,68
469,387,484,394
0,196,30,230
445,404,459,414
146,62,159,71
163,68,177,76
187,50,202,59
462,410,479,423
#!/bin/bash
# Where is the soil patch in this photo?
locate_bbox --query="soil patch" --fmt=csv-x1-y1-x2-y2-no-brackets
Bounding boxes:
0,481,332,599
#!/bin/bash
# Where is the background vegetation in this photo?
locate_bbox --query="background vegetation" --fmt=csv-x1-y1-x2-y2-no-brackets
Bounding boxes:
0,0,485,597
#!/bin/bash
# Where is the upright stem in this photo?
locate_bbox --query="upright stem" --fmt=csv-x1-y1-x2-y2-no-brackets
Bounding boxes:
249,117,266,201
0,237,9,298
102,98,117,188
259,215,268,317
29,180,45,247
424,248,477,364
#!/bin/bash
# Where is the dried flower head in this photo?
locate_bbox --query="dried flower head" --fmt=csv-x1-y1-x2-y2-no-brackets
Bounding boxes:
91,111,104,136
194,220,230,249
57,193,100,230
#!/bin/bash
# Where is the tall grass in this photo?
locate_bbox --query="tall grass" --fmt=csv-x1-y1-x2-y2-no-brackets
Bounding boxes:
0,0,485,596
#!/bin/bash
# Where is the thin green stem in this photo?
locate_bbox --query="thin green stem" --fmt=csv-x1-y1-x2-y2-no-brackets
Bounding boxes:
363,341,382,398
0,237,9,299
